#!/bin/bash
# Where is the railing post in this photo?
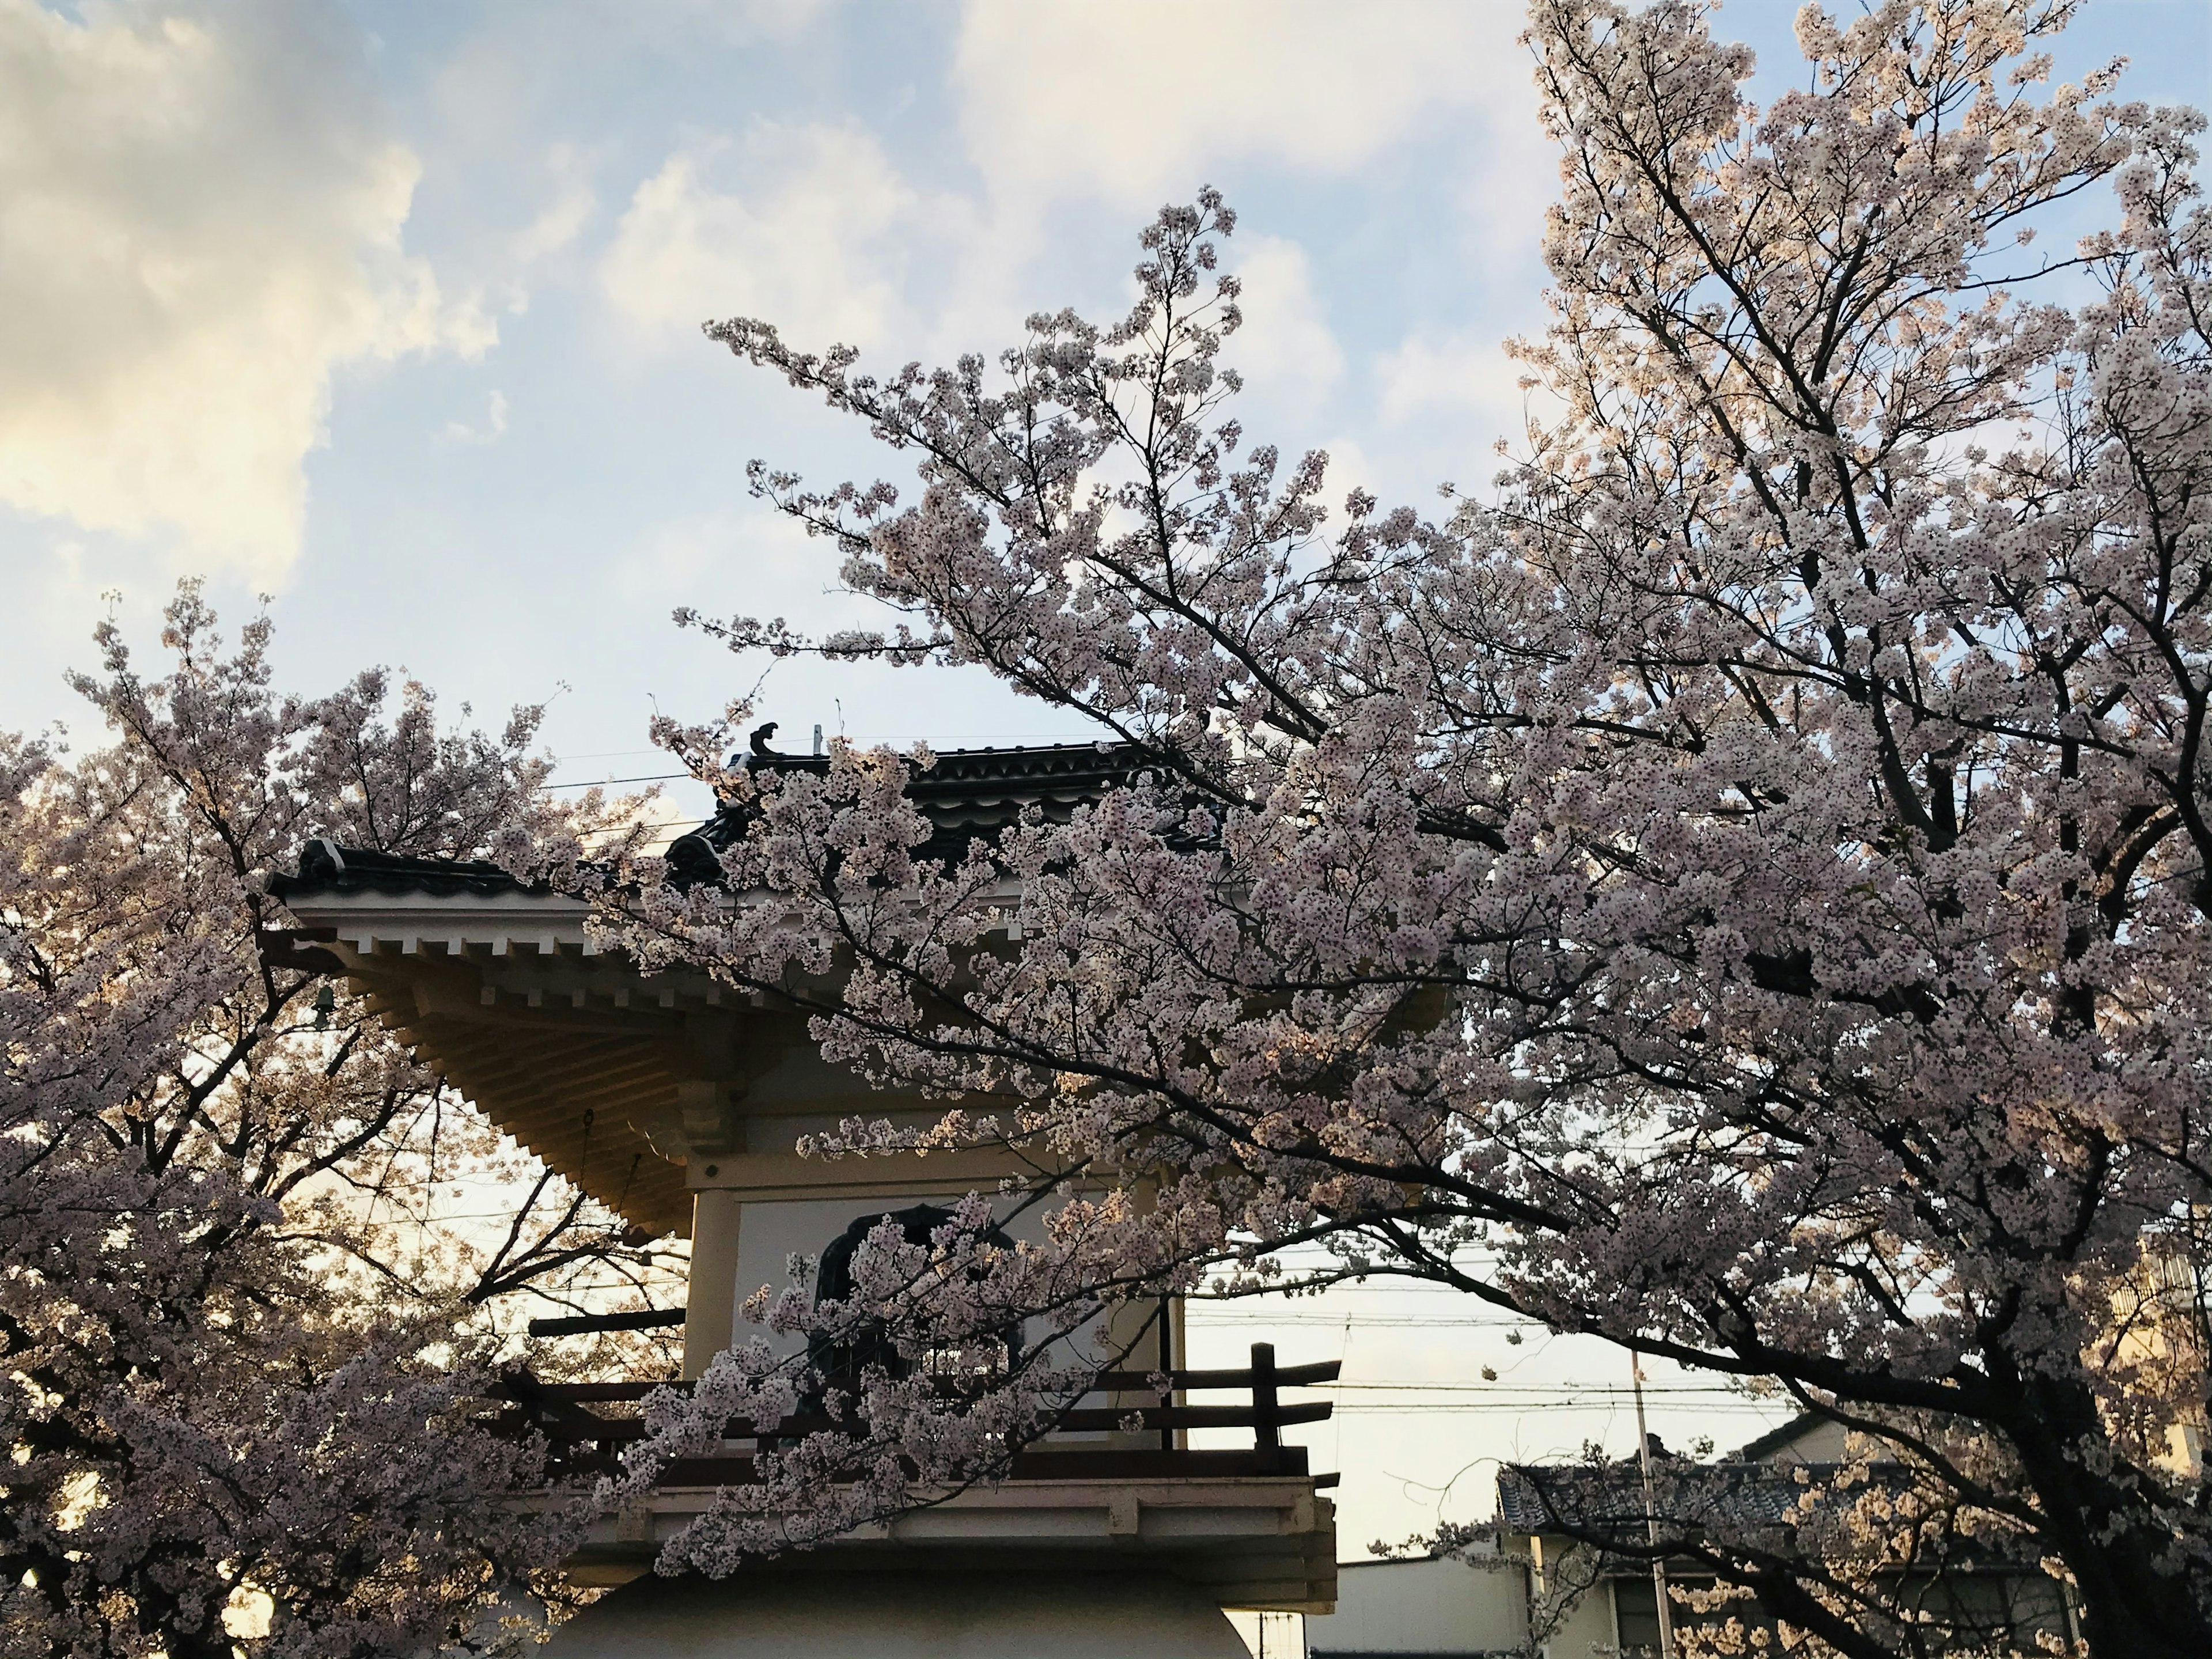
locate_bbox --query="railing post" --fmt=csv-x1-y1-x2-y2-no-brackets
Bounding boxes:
1251,1342,1279,1473
1158,1296,1177,1454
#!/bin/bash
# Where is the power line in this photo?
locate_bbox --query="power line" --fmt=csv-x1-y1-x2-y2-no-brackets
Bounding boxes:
543,772,692,789
1190,1313,1535,1328
1321,1382,1751,1395
1327,1407,1778,1424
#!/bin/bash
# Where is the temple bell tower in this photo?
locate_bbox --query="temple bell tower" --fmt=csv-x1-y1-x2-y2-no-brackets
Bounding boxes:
272,741,1336,1657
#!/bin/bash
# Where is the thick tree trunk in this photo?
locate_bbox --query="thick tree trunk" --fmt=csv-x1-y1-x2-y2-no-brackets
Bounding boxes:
2051,1505,2208,1657
2074,1602,2205,1659
2009,1377,2209,1658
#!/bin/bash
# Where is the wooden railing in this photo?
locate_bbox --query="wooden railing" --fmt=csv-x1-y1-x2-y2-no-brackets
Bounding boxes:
526,1307,685,1338
498,1342,1337,1486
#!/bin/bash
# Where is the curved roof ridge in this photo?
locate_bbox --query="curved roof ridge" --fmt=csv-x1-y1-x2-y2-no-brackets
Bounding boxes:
270,739,1154,900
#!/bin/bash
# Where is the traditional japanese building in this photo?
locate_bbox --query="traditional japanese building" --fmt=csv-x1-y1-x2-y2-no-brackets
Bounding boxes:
270,739,1336,1657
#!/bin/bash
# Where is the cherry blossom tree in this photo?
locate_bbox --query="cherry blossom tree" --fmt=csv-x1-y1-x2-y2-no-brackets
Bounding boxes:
604,2,2211,1654
0,586,667,1657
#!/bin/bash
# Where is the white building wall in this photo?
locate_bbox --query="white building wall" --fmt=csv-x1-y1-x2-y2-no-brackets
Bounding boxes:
542,1569,1251,1658
726,1192,1116,1366
1302,1557,1530,1656
1539,1577,1620,1659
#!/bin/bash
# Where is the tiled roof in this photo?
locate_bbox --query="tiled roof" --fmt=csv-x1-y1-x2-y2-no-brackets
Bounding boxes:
259,741,1149,1236
668,740,1146,883
268,741,1149,902
267,840,550,902
1495,1460,2044,1567
1495,1460,1814,1539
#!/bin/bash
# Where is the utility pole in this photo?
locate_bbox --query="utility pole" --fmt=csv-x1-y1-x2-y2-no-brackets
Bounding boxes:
1632,1357,1677,1659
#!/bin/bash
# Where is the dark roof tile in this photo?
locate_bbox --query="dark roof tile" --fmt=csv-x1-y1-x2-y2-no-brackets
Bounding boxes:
271,741,1149,900
267,840,550,901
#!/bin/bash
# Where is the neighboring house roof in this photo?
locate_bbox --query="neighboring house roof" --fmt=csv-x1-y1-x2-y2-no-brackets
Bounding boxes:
1496,1457,2047,1572
1495,1460,1823,1541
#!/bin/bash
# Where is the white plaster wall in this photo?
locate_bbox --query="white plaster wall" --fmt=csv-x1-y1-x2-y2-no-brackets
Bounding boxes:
540,1569,1250,1658
717,1194,1127,1436
1541,1576,1619,1658
1750,1418,1849,1464
733,1195,910,1343
729,1194,1067,1355
1302,1556,1529,1655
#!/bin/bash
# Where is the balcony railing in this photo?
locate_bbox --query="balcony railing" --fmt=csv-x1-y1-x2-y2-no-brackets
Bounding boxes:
497,1342,1338,1486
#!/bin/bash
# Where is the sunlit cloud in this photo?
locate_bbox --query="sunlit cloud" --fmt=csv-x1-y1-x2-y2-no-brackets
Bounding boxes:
953,0,1540,210
600,121,952,351
0,0,488,583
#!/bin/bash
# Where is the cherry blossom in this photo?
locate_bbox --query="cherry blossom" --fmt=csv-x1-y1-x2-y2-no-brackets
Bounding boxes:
609,5,2212,1654
1,586,661,1657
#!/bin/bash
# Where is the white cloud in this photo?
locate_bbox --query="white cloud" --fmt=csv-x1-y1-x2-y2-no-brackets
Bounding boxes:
600,0,840,52
617,504,831,605
1223,234,1343,420
442,389,509,446
1315,433,1378,502
0,0,489,582
513,147,597,264
600,122,937,350
1376,332,1545,449
661,0,839,46
1365,331,1569,506
953,0,1543,209
615,509,739,606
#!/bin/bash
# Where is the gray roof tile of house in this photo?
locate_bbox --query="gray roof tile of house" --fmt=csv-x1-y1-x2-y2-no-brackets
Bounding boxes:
1495,1459,2046,1569
1495,1460,1818,1539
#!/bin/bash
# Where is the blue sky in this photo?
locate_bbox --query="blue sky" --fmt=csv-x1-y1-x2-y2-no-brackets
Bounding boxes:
6,1,2205,803
5,0,2208,1544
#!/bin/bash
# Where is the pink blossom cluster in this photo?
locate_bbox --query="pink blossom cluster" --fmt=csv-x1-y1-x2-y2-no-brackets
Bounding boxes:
1,588,656,1656
584,5,2212,1654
